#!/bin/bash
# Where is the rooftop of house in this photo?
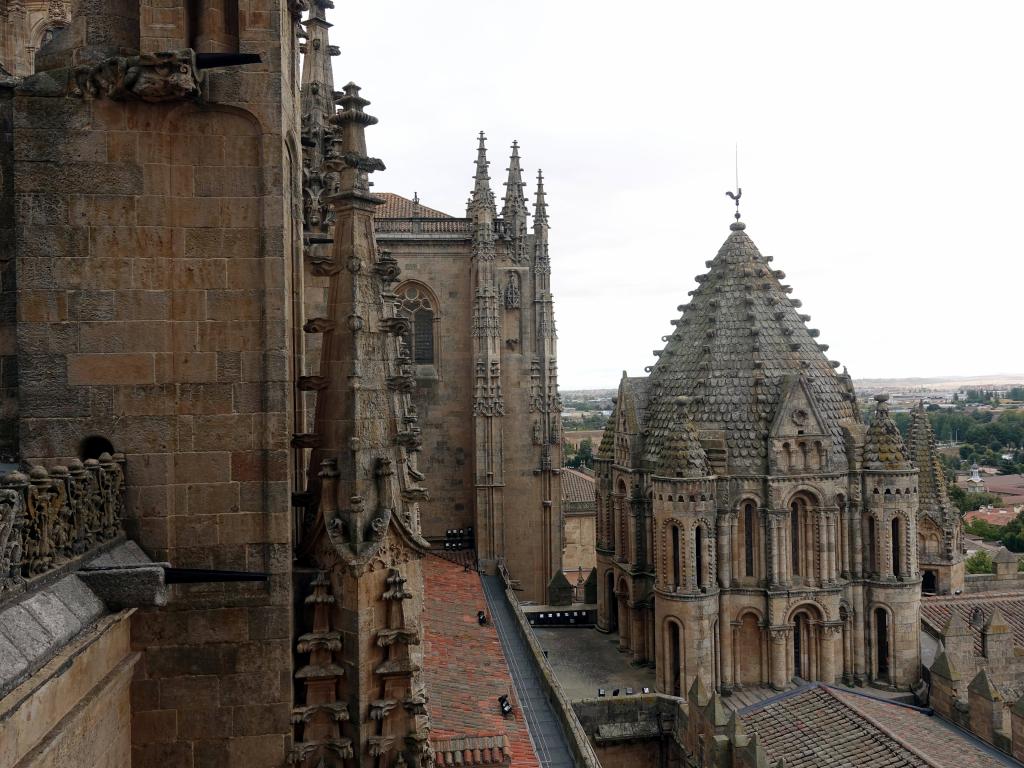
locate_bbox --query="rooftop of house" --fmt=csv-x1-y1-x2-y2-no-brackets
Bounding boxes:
421,555,539,768
740,683,1015,768
921,591,1024,653
376,192,454,219
561,467,595,511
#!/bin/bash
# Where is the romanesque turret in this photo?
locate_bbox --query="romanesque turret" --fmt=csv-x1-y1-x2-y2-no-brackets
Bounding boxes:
908,401,964,593
293,82,433,768
597,213,922,696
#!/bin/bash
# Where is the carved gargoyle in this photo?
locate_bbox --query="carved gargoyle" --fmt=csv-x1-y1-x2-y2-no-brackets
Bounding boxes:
338,152,387,173
381,316,412,337
374,251,402,284
72,49,202,102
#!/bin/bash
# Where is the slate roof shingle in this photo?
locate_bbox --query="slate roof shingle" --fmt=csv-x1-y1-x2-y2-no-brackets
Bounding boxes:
640,223,858,472
561,468,595,512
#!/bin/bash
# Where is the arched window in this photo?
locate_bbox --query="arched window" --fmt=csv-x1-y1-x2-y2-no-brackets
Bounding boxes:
396,283,436,365
892,517,902,578
671,525,681,589
791,501,801,576
695,526,705,589
744,502,755,577
668,620,682,696
867,517,877,575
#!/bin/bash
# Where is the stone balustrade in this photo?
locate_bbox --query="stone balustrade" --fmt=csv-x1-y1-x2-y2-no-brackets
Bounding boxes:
0,453,126,595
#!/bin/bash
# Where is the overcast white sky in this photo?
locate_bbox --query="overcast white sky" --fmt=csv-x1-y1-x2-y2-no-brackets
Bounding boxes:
327,1,1024,390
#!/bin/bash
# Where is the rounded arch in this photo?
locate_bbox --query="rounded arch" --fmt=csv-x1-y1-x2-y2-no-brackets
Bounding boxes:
868,602,896,683
737,498,763,580
662,616,686,697
735,606,766,624
786,601,826,624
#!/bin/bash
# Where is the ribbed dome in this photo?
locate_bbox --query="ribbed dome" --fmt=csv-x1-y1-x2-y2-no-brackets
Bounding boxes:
642,223,858,474
864,395,911,471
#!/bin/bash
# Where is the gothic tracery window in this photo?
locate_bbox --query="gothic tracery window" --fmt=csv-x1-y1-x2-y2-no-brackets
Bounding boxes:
504,271,521,309
396,283,435,365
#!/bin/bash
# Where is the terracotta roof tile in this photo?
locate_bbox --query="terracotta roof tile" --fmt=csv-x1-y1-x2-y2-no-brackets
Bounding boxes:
741,684,1012,768
376,192,454,219
422,556,540,768
922,592,1024,653
561,468,595,508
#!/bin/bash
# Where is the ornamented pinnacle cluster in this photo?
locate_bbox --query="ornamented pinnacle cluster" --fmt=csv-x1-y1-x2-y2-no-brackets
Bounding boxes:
863,394,911,471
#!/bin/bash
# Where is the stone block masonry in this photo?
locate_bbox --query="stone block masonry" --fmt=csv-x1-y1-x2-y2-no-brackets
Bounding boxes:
5,1,304,765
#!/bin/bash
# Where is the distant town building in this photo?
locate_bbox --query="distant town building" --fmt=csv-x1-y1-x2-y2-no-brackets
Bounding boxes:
968,463,987,494
561,467,596,575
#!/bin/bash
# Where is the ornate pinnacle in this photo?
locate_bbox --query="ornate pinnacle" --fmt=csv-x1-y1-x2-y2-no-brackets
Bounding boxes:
328,83,384,198
533,169,548,228
468,131,496,217
501,140,528,225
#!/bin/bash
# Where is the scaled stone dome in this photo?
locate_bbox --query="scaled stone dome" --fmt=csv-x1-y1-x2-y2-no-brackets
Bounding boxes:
642,222,858,474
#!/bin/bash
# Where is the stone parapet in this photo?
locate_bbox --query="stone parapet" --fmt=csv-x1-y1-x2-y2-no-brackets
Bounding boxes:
0,453,126,602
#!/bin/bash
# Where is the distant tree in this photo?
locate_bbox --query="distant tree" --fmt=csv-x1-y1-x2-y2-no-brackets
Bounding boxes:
1008,386,1024,402
963,517,1005,541
965,550,995,574
566,438,594,470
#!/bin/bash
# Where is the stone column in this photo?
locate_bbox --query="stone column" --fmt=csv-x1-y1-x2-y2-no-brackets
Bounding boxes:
718,515,732,587
719,617,734,694
852,509,863,578
839,504,850,577
821,626,840,683
767,514,779,587
770,628,790,690
852,588,866,685
883,511,895,579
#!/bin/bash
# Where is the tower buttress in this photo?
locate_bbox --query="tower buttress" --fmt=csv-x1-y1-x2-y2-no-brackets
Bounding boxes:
469,133,505,575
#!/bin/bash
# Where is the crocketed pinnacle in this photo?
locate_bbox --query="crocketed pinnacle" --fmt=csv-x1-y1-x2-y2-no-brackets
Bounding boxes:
640,221,857,473
907,401,951,512
501,140,528,228
654,398,710,478
596,415,615,460
467,131,496,218
863,394,911,471
533,168,548,228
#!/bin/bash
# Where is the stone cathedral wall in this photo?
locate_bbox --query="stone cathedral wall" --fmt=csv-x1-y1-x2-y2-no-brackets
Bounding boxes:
5,1,303,765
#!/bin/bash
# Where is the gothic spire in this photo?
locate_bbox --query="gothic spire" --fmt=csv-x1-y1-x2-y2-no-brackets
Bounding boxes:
533,168,548,228
467,131,496,219
300,0,339,109
501,140,528,232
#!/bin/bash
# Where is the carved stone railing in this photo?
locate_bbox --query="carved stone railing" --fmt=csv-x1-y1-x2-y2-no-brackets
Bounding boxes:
373,218,473,234
0,453,126,596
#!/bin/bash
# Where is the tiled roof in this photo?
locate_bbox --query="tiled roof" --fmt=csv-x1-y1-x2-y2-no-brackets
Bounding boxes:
422,556,540,768
741,684,1013,768
432,735,511,766
921,592,1024,653
652,408,710,478
376,192,454,219
832,688,1015,768
741,685,929,767
979,474,1024,505
561,468,595,511
640,223,857,473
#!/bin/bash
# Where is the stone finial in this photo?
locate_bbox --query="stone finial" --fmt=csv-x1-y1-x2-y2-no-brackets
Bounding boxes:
467,131,496,217
930,651,960,682
984,606,1011,634
688,674,710,707
726,711,749,746
968,669,1002,702
705,692,731,728
547,570,573,606
501,140,528,228
942,609,970,637
534,169,548,228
